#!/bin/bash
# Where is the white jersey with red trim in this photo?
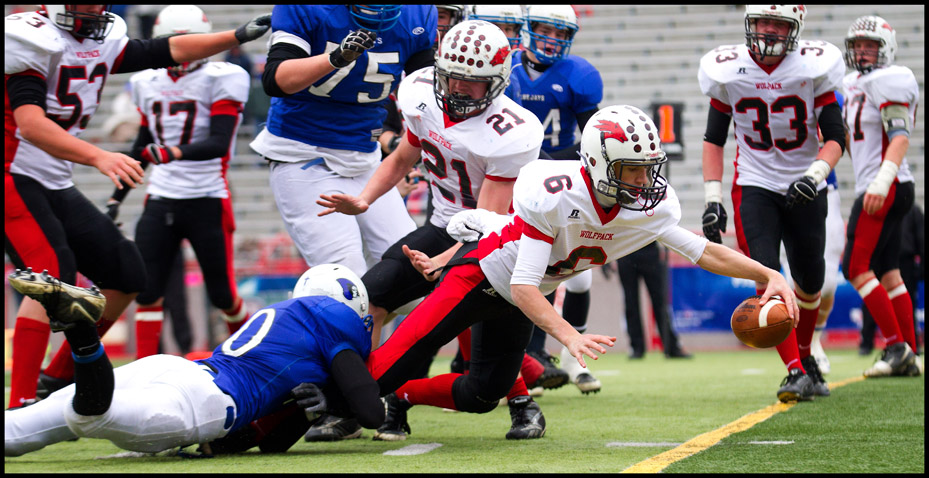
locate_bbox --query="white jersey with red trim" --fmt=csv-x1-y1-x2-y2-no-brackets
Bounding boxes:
5,11,130,189
698,41,845,195
476,160,708,304
397,66,542,228
841,65,917,196
130,62,249,199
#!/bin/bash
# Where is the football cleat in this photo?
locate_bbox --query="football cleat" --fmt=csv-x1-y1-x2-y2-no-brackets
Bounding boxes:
527,350,570,390
776,368,815,403
373,393,412,441
864,342,917,378
303,414,362,442
505,396,546,439
8,268,106,332
810,336,831,375
36,372,74,400
525,352,569,391
902,355,923,377
800,356,830,397
559,346,601,394
574,372,602,395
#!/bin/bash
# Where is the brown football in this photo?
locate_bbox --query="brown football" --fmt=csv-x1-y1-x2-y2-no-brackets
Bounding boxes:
730,295,792,348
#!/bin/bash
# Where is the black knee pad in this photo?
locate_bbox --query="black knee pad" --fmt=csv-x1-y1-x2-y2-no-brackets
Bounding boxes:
451,375,504,414
114,238,147,293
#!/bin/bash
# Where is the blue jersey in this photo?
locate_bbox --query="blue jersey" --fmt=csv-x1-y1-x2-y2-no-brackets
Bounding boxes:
512,51,602,153
266,5,436,153
203,296,372,431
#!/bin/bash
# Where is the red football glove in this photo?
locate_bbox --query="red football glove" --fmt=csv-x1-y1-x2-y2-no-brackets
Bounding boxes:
141,143,176,165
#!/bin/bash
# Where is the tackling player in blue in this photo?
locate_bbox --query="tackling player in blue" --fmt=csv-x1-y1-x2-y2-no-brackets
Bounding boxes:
5,265,384,457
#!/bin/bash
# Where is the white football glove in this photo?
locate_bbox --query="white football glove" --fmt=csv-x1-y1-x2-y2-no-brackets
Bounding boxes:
446,210,511,243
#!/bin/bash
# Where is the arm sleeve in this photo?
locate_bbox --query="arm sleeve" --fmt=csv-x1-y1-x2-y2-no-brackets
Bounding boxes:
6,73,47,111
510,235,554,287
261,42,310,98
404,47,436,75
816,101,845,154
112,38,176,74
176,111,240,161
575,108,597,134
330,349,384,429
383,97,403,134
703,102,732,147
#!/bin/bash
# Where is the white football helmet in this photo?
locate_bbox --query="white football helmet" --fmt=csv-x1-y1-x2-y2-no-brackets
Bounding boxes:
521,5,578,64
579,106,668,212
844,15,897,74
436,5,467,39
434,20,513,119
293,264,371,323
153,5,212,75
744,4,806,59
43,5,115,43
469,5,524,48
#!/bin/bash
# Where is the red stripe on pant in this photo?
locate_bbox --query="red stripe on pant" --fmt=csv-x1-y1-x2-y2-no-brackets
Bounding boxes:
846,182,898,279
367,262,485,393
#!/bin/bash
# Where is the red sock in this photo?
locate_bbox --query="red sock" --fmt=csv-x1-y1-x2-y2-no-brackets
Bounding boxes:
775,329,803,372
888,284,916,351
520,353,544,386
135,306,163,359
44,316,117,381
857,278,902,345
9,318,50,408
795,294,820,360
395,373,459,410
222,299,248,335
506,376,530,401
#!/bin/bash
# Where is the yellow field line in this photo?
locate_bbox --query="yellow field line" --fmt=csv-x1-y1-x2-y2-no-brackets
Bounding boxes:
621,375,866,473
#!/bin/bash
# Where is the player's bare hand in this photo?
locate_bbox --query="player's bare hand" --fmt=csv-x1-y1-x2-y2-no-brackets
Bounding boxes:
95,151,144,189
862,192,886,216
758,273,799,327
402,244,441,281
316,193,369,216
565,333,616,369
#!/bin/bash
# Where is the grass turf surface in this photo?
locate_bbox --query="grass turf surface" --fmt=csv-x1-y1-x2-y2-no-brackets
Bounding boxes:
5,349,924,473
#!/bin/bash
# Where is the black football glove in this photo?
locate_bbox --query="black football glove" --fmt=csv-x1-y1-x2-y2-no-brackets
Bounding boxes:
290,382,328,422
234,14,272,44
104,199,120,221
785,175,818,209
140,144,176,165
329,29,377,68
702,202,728,244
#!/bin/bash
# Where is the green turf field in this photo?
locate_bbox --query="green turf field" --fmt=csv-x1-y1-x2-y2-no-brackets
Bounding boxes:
4,349,924,473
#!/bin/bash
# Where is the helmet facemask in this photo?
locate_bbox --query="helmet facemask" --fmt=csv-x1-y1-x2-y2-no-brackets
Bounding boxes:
597,153,668,212
48,5,115,43
349,5,402,33
744,16,799,60
434,70,503,120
